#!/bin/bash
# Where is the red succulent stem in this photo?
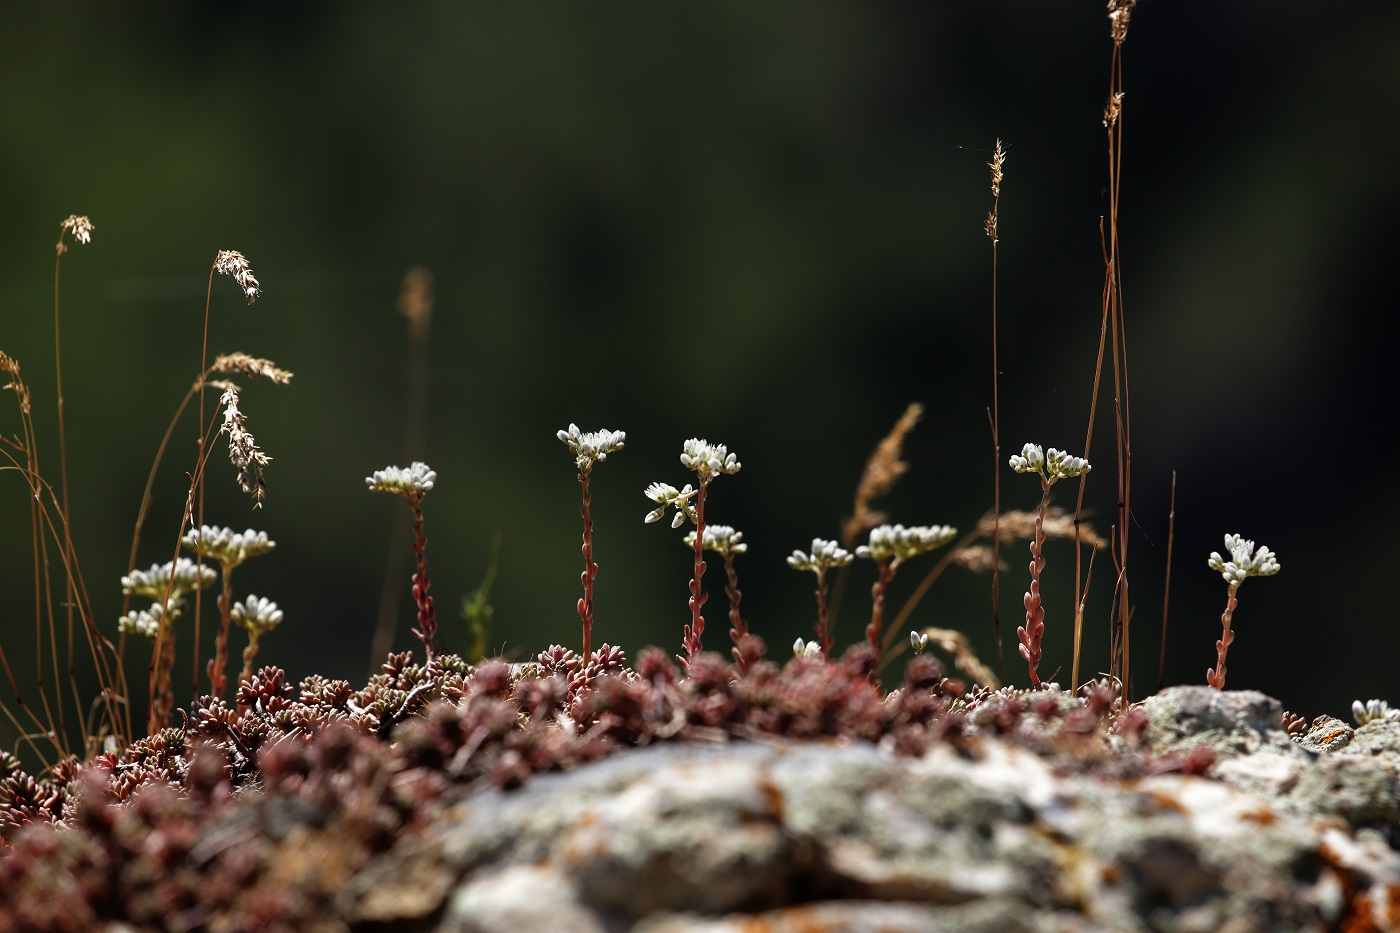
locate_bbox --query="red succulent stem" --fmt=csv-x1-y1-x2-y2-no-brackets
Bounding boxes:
1018,484,1051,687
577,471,597,661
1207,584,1238,689
239,632,261,688
409,496,437,662
723,552,748,671
680,477,710,669
208,569,233,698
813,571,833,656
866,559,898,653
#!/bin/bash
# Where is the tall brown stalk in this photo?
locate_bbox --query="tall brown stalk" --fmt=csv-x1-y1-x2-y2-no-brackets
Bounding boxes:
1076,1,1138,699
984,139,1008,685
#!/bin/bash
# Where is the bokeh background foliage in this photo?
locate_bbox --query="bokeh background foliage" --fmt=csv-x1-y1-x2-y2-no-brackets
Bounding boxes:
3,3,1398,753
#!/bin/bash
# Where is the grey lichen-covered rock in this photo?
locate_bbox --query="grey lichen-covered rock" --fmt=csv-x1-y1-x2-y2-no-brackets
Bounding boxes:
351,719,1400,933
1139,685,1291,758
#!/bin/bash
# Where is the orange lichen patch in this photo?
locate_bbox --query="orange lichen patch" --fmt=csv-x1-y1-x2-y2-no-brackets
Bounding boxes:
1237,807,1277,827
1144,789,1187,815
1319,840,1395,933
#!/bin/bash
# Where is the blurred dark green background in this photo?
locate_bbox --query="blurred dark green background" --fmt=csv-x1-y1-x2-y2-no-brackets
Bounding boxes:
3,3,1397,756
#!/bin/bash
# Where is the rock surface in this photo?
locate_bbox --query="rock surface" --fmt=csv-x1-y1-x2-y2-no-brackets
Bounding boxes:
347,686,1400,932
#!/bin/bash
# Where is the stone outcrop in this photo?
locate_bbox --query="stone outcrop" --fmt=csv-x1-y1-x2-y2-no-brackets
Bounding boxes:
348,686,1400,932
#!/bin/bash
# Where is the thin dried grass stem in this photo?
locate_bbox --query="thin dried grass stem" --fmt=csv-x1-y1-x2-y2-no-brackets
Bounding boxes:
1157,470,1177,692
985,138,1007,685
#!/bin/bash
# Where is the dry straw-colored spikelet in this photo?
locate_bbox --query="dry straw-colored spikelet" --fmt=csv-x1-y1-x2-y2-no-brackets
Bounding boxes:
1107,0,1137,45
980,507,1106,550
213,382,272,506
0,351,30,415
211,353,294,385
983,139,1006,245
915,626,1000,689
56,214,94,254
214,250,261,304
842,402,923,547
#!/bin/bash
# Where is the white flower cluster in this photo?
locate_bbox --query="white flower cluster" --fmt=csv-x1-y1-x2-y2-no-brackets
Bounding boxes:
1352,699,1400,727
231,594,284,635
792,637,824,659
856,523,957,563
787,538,853,573
683,524,747,556
1009,443,1092,482
1207,534,1280,587
117,599,183,640
182,525,276,567
911,631,930,656
121,558,216,601
366,461,437,499
557,423,625,474
680,438,741,478
644,482,697,528
214,249,261,304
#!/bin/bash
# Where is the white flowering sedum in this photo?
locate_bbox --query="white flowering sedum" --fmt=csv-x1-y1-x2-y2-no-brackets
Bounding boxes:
856,523,958,564
680,438,741,478
181,525,275,567
644,482,698,528
1207,534,1280,587
787,538,853,572
1352,699,1400,726
121,559,216,601
231,594,284,635
366,461,436,499
117,600,184,640
557,424,626,474
683,524,747,556
1009,443,1092,483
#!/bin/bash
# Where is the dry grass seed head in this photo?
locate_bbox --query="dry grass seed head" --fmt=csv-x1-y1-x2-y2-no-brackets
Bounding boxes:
843,402,923,547
56,214,93,254
981,507,1105,549
215,382,271,506
398,266,434,338
0,351,30,414
915,626,1000,689
1107,0,1137,44
213,250,261,304
211,353,294,385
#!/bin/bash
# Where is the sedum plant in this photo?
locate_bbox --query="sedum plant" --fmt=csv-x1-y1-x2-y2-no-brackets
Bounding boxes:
181,525,276,699
120,558,217,733
557,424,625,660
231,594,284,686
367,462,439,662
1205,534,1279,689
855,523,957,655
788,538,854,656
1009,443,1091,688
682,524,753,671
644,438,741,669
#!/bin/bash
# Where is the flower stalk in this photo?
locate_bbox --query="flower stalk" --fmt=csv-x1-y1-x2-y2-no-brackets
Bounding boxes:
367,462,439,662
558,425,625,660
1205,534,1279,689
1010,444,1091,688
645,438,741,670
788,539,854,656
